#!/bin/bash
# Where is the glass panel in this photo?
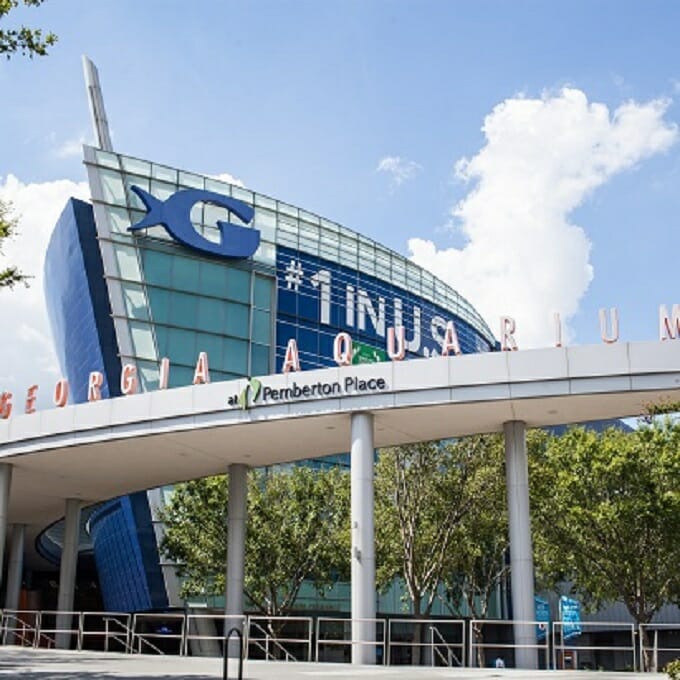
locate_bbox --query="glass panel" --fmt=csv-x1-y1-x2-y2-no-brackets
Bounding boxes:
197,297,225,334
114,244,142,281
99,168,127,206
200,260,227,296
152,163,177,183
252,309,271,344
253,276,273,309
166,327,196,366
278,202,297,217
232,186,253,204
299,210,319,224
255,194,275,209
222,337,249,374
205,177,232,194
225,302,249,337
121,156,151,176
106,206,132,235
169,291,197,328
179,171,204,189
141,249,172,287
150,179,176,201
94,149,119,169
172,255,200,292
253,241,276,266
195,333,223,375
122,283,149,321
225,268,250,303
129,321,157,360
138,360,160,391
251,344,270,376
205,203,230,228
147,287,170,324
124,175,150,211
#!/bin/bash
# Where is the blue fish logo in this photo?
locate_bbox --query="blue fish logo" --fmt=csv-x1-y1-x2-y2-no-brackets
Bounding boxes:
128,186,260,259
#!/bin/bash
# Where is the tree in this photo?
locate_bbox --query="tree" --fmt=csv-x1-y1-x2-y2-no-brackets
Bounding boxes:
375,438,494,662
438,434,509,667
160,466,350,619
1,0,57,58
0,200,28,289
530,421,680,662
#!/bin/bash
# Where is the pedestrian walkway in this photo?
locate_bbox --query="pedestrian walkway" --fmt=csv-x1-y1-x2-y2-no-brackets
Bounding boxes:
0,647,667,679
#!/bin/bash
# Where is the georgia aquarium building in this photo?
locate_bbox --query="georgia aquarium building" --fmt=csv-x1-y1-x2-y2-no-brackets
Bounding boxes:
43,144,497,613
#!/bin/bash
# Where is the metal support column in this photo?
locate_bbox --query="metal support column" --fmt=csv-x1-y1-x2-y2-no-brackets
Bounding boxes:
351,412,375,665
0,464,12,597
225,463,248,674
504,420,538,669
55,498,82,649
6,523,25,610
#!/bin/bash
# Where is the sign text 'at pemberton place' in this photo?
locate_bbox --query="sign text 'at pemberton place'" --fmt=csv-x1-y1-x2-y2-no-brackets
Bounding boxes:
3,305,680,420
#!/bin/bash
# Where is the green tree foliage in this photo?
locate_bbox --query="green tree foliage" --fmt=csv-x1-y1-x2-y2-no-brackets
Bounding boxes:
0,0,56,58
0,200,28,289
437,434,508,667
160,466,350,618
530,421,680,628
375,438,496,619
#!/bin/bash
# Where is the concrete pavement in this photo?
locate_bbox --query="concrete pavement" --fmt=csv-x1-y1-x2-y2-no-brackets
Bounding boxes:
0,647,668,679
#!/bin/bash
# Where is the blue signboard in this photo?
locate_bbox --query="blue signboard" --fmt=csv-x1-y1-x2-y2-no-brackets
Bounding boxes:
535,596,550,641
559,596,582,641
275,245,494,371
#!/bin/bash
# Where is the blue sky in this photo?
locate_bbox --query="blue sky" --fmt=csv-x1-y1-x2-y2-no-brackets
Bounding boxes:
2,0,680,393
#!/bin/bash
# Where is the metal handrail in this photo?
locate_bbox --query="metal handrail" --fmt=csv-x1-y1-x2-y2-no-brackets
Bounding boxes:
1,610,53,649
429,624,463,667
131,612,185,655
315,617,386,663
248,620,296,662
640,623,680,672
182,614,246,656
469,618,551,669
247,615,312,661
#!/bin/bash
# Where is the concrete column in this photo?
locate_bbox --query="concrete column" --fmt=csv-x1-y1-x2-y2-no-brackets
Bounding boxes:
6,524,25,610
0,464,12,596
504,420,538,670
351,412,375,665
225,464,248,670
55,498,82,649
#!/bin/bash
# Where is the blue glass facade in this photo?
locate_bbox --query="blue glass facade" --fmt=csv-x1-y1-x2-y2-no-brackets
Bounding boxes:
43,147,497,614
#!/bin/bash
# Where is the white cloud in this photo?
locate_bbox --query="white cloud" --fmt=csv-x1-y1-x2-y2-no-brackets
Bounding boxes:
210,172,245,188
0,175,89,406
51,132,93,159
408,88,678,348
376,156,422,187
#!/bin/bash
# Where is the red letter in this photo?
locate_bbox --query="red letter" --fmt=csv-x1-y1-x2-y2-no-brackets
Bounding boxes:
54,379,69,407
334,332,353,366
193,352,210,385
0,392,12,419
500,316,518,351
25,384,38,414
88,372,104,402
441,322,461,356
281,339,300,373
121,364,138,395
159,357,170,390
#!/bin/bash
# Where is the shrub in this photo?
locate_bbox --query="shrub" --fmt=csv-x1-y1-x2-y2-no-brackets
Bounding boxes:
665,659,680,679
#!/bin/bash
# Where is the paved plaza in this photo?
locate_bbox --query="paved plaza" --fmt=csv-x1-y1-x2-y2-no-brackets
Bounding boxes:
0,648,667,679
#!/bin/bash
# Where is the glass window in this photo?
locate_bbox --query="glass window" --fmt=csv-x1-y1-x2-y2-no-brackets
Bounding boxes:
179,171,204,189
124,175,150,211
95,149,120,169
147,287,171,324
252,309,271,344
205,177,232,195
172,255,200,292
197,297,225,334
129,321,157,361
255,194,275,209
232,186,253,204
222,337,248,374
166,327,196,366
122,156,151,176
225,268,250,303
205,203,230,228
251,344,270,376
99,168,127,206
141,249,172,287
225,302,249,337
155,326,169,357
169,365,194,388
150,179,176,201
115,244,142,281
278,202,297,217
169,291,197,328
122,283,149,321
152,163,177,184
199,260,227,296
195,333,223,374
253,276,273,310
105,206,132,235
137,360,160,391
253,241,276,266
